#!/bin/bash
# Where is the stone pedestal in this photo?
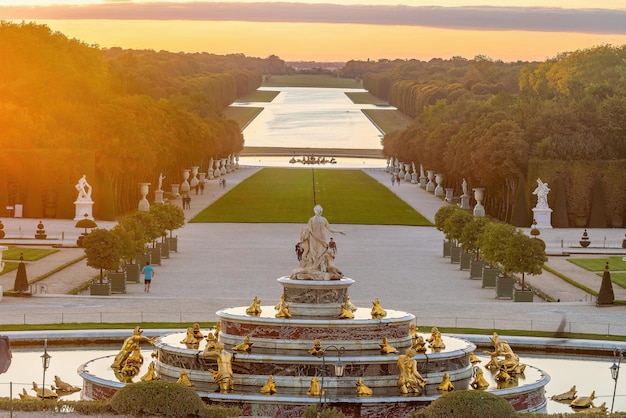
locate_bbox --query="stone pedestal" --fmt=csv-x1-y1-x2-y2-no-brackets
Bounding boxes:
532,208,553,229
278,277,354,317
154,190,164,204
445,188,454,202
74,200,94,221
426,170,435,192
434,173,444,197
459,195,471,210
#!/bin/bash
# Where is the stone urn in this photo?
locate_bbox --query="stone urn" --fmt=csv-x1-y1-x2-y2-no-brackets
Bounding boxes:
579,229,591,248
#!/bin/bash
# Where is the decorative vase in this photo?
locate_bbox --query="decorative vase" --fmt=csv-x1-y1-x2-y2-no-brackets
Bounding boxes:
138,182,151,211
473,188,485,217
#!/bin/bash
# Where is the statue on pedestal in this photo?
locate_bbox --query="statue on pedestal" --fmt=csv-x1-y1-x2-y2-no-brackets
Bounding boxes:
75,175,93,201
532,178,550,209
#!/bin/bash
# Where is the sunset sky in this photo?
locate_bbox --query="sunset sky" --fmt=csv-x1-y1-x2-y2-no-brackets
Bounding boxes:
1,1,626,62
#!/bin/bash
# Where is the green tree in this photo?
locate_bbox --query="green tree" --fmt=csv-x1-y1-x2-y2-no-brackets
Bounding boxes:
501,230,547,289
83,228,121,284
459,216,491,260
476,222,517,270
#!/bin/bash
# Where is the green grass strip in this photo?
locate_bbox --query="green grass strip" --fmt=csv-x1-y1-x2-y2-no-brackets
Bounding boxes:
344,91,388,105
595,271,626,289
543,265,598,296
3,246,59,261
567,256,626,271
191,168,431,225
236,90,280,102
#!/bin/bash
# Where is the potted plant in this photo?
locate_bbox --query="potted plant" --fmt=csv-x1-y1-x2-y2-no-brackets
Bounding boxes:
477,222,516,290
434,205,461,257
502,231,547,302
113,214,151,283
459,217,491,279
159,202,185,253
83,228,121,296
443,208,473,265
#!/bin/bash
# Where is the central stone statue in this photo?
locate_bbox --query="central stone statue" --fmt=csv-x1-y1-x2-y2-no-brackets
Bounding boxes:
290,205,345,280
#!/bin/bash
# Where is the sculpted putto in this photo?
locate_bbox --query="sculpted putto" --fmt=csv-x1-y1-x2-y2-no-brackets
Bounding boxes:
290,205,345,280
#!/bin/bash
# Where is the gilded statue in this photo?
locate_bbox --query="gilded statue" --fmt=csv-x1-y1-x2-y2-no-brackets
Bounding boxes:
551,385,577,401
181,327,199,346
345,295,357,312
177,369,193,387
214,321,221,339
437,373,454,391
141,361,159,381
371,298,387,319
202,341,234,393
309,339,323,356
233,335,253,353
307,376,321,397
380,337,399,354
275,295,291,318
191,323,204,341
483,332,524,374
111,326,156,369
32,382,58,399
411,335,427,353
577,402,607,415
339,299,355,319
570,391,595,408
409,323,418,342
469,352,482,364
290,205,345,281
426,327,445,349
260,375,277,394
19,388,37,400
53,375,81,395
397,348,427,394
495,368,513,382
203,332,217,354
356,377,373,396
470,367,489,389
246,296,262,316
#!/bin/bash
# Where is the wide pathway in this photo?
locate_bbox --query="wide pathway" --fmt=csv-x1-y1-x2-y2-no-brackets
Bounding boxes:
0,166,625,338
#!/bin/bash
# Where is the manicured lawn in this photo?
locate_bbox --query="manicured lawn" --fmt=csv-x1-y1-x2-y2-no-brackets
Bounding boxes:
363,109,413,134
3,246,58,261
236,90,280,102
345,91,388,105
0,261,18,275
221,106,264,129
567,256,626,271
190,168,431,225
595,271,626,289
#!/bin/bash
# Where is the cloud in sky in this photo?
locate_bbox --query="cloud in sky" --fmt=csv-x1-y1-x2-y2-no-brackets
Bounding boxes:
1,2,625,35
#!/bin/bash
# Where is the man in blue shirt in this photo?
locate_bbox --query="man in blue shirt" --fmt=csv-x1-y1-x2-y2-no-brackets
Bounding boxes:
141,261,155,293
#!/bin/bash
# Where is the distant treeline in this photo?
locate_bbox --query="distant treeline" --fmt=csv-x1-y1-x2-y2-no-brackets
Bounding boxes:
341,48,626,227
0,22,285,219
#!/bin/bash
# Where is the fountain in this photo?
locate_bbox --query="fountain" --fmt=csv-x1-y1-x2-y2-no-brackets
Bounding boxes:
79,206,550,416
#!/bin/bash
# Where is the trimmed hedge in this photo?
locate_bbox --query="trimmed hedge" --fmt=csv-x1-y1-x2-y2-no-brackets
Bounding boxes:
411,390,516,418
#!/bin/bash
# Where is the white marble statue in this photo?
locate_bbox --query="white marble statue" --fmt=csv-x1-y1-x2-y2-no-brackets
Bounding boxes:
75,175,92,201
290,205,345,280
533,178,550,209
157,173,165,191
462,178,468,197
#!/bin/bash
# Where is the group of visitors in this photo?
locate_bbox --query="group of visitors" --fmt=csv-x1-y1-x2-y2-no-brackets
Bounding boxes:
219,177,227,189
391,173,401,186
182,194,192,209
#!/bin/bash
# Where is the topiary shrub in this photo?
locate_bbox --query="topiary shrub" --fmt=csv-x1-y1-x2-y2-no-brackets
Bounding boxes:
423,390,516,418
110,380,207,417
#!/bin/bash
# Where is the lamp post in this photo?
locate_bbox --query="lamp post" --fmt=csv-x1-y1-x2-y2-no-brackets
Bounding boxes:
318,345,346,409
40,339,51,401
611,348,623,413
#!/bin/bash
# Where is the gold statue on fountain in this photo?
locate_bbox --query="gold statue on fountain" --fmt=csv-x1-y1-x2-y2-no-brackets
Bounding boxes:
307,376,321,397
470,367,489,389
141,361,159,381
53,375,81,395
309,339,323,356
437,373,454,391
397,348,427,394
551,385,577,401
177,369,193,387
483,332,525,374
274,294,291,318
339,298,355,319
371,298,387,318
111,326,156,370
426,327,445,350
260,375,277,394
202,341,234,393
246,296,262,316
233,335,253,353
356,377,373,396
380,337,399,354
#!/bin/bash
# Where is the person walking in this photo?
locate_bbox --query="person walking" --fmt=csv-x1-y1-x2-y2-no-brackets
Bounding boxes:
329,237,337,256
391,174,395,186
141,261,155,293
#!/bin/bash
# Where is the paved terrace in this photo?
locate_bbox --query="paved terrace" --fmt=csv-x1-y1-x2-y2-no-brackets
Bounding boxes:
0,167,625,337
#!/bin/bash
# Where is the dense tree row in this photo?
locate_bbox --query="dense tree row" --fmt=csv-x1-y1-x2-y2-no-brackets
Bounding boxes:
0,22,272,219
371,46,626,226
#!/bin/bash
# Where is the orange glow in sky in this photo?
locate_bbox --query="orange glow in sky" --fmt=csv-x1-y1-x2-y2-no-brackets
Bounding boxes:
1,1,626,62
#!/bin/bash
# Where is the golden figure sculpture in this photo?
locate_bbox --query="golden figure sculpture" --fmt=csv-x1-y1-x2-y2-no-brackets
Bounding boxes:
437,373,454,391
356,377,373,396
32,382,58,399
177,369,193,387
141,361,159,381
409,323,418,342
470,367,489,389
181,327,199,346
53,375,81,395
495,368,513,382
551,385,577,401
290,205,345,281
577,402,607,414
307,376,321,397
411,335,427,353
203,341,234,393
483,332,524,374
203,332,217,354
191,323,204,342
111,326,156,369
397,348,427,394
233,335,253,353
260,375,277,394
427,327,445,349
309,339,323,356
214,321,221,339
19,388,37,400
371,298,387,318
570,391,595,408
275,297,291,318
246,296,262,316
380,337,399,354
339,299,355,319
345,296,357,312
469,352,482,364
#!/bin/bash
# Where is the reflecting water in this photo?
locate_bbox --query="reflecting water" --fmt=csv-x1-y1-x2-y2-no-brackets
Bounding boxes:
2,348,625,413
235,87,389,150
